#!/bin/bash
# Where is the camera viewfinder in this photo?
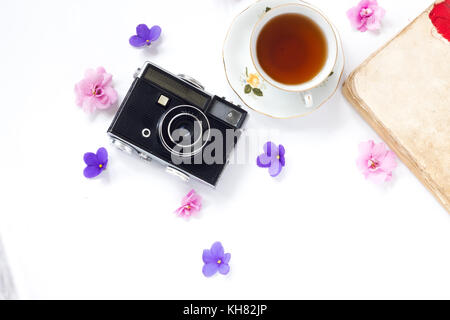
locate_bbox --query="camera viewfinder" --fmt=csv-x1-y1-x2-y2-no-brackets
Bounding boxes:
208,97,245,128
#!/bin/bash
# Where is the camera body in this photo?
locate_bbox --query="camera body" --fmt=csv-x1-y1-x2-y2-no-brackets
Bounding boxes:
107,61,248,187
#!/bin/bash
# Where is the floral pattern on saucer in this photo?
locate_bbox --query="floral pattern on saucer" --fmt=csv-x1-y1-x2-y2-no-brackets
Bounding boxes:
241,67,265,97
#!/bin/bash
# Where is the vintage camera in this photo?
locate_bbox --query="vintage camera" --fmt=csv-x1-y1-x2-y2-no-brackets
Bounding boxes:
107,61,248,187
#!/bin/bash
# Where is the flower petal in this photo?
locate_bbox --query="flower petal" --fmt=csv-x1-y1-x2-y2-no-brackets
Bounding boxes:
279,154,285,167
105,86,118,104
210,241,224,258
136,24,150,38
347,7,362,29
101,72,112,87
358,140,374,156
174,206,186,217
81,96,97,113
358,24,368,32
83,152,98,166
97,94,110,106
360,0,373,8
84,69,104,85
96,147,108,165
356,156,370,173
372,142,388,160
192,193,202,206
181,190,202,209
379,150,397,172
83,68,96,79
268,159,282,177
279,144,285,157
96,87,117,109
263,141,278,157
222,253,231,264
188,205,201,215
75,78,93,97
84,165,101,178
148,25,161,42
96,66,106,75
367,170,390,184
202,249,215,264
373,6,386,20
365,16,381,31
129,35,146,47
182,190,196,204
257,153,272,168
218,263,230,275
202,263,219,277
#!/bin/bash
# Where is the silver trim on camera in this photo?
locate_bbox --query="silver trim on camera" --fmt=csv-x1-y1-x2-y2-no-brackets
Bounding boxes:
108,134,221,187
166,167,190,182
141,128,151,138
157,105,211,158
177,74,205,90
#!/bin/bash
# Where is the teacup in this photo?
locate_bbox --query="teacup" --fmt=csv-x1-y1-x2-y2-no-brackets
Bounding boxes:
250,3,338,107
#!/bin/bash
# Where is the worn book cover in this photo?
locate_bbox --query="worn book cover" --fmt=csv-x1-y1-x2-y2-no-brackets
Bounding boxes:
343,1,450,212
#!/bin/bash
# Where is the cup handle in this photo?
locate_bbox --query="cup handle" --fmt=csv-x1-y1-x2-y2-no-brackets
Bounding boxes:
300,92,314,108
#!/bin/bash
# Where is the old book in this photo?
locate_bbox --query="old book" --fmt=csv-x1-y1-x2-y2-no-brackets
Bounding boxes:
343,1,450,213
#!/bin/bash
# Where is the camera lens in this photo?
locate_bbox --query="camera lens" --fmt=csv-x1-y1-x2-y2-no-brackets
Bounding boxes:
168,113,203,147
158,105,210,157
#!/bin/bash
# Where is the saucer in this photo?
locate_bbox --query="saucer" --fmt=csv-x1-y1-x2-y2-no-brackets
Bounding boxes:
223,0,344,119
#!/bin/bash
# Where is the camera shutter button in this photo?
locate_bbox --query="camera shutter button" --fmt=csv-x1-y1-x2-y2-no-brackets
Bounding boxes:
133,68,141,78
222,97,235,104
178,74,205,90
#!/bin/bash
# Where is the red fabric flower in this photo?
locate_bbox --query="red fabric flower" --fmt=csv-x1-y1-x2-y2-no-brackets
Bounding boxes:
429,0,450,42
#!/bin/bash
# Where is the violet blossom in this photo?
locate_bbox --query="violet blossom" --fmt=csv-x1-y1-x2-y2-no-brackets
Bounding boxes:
257,141,285,177
83,147,108,178
202,242,231,277
129,24,161,47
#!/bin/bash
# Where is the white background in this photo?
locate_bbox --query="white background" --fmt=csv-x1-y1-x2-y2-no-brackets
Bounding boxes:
1,0,449,299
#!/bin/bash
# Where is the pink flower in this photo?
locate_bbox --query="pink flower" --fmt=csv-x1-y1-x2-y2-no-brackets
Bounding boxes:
74,67,118,113
356,140,397,183
174,190,202,218
347,0,385,32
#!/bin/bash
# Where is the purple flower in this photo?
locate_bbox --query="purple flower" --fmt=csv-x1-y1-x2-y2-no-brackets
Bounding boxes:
83,147,108,178
129,24,161,47
257,141,285,177
202,242,231,277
